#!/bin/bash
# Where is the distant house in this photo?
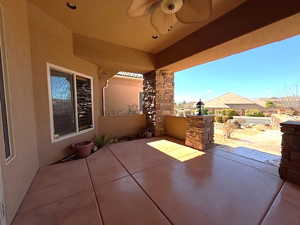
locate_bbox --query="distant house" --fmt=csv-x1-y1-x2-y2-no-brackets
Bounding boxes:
205,92,264,115
258,97,300,109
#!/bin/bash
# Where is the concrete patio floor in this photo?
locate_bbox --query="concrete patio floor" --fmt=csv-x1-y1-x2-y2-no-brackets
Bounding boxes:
12,138,300,225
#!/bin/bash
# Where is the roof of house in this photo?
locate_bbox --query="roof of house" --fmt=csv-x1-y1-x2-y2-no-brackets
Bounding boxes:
116,71,143,79
252,99,267,107
205,92,260,108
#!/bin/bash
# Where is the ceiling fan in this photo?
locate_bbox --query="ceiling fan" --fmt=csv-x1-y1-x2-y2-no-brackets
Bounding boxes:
128,0,212,37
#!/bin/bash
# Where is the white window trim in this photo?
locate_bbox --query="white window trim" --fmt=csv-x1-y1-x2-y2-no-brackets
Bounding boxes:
47,63,95,143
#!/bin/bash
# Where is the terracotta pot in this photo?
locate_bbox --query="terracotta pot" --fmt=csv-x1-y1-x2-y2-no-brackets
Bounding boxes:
73,141,94,158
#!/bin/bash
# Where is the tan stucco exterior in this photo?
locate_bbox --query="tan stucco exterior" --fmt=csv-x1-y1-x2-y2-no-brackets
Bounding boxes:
0,0,39,223
165,116,187,141
105,76,143,116
98,115,146,138
0,0,300,224
28,3,101,167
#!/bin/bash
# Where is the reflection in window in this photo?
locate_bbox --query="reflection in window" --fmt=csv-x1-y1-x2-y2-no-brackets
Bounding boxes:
50,69,76,138
76,76,92,131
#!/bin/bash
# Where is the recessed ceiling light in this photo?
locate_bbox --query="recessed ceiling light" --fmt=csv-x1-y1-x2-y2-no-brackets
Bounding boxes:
152,35,159,40
66,2,77,10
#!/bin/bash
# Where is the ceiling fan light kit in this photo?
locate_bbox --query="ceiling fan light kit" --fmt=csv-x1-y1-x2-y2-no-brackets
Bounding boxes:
66,2,77,10
128,0,212,39
160,0,183,14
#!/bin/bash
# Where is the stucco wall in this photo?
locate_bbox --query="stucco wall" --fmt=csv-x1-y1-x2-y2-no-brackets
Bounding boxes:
105,76,143,115
98,114,146,138
165,116,187,141
28,3,100,166
0,0,39,223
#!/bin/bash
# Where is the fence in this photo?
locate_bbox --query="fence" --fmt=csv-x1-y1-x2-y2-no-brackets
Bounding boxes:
233,116,272,125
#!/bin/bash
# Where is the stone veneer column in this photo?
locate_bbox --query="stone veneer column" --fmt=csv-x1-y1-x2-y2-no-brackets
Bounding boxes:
185,116,214,151
279,121,300,185
143,70,174,136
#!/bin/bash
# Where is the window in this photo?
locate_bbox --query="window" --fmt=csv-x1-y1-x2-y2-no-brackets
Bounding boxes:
0,45,12,160
0,12,13,161
48,64,93,142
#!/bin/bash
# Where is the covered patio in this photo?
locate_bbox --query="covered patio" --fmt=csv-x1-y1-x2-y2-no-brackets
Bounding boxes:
1,0,300,224
13,138,299,225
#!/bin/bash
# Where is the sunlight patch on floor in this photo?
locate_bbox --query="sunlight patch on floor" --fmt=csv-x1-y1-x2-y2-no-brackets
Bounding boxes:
147,140,205,162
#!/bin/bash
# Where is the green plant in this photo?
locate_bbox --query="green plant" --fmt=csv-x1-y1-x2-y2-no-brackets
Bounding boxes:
94,135,113,149
222,109,239,117
222,116,231,123
214,115,231,123
215,116,223,123
245,109,265,117
265,101,276,108
202,108,209,115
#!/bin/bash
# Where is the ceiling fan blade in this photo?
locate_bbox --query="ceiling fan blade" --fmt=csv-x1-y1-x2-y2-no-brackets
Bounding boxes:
151,3,178,34
128,0,159,17
176,0,212,23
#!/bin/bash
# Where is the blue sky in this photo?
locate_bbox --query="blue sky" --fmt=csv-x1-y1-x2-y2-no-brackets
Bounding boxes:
175,35,300,103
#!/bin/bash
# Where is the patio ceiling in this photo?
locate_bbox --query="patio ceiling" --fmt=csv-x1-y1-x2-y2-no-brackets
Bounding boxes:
28,0,300,73
28,0,245,54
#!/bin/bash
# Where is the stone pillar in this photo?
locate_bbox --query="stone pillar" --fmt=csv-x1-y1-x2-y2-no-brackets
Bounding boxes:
279,121,300,185
185,116,214,151
143,70,174,136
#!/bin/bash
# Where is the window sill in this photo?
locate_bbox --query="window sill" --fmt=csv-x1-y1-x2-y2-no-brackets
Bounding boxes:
51,127,94,143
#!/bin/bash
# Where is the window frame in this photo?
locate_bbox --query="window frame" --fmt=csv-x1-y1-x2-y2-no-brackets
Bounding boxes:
0,7,15,164
47,63,94,143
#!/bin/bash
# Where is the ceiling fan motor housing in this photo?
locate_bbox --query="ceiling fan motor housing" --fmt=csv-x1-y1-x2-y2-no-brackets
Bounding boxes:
161,0,183,14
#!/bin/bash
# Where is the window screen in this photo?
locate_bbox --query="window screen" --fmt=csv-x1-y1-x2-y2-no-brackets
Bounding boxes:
50,69,76,138
76,76,93,131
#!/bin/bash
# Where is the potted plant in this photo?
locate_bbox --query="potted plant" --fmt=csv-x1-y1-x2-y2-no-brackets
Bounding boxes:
72,141,94,158
94,135,113,151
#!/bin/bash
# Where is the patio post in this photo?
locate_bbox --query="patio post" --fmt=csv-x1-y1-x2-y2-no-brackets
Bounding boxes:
279,121,300,185
143,70,174,136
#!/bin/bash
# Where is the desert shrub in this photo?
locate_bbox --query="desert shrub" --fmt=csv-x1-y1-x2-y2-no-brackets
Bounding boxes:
265,101,276,108
245,109,265,117
220,109,239,117
215,110,222,115
215,116,224,123
214,115,232,123
222,116,232,123
230,119,241,129
223,120,236,139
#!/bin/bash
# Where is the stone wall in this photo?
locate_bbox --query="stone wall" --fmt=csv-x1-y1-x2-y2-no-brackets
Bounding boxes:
185,116,214,151
279,121,300,185
143,70,174,136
